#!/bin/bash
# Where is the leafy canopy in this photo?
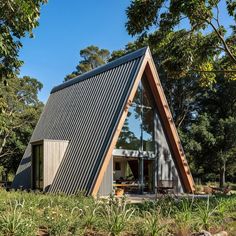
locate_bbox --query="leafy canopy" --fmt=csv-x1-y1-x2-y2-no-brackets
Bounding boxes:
118,1,236,184
0,0,47,79
126,0,236,64
0,76,43,173
64,45,110,81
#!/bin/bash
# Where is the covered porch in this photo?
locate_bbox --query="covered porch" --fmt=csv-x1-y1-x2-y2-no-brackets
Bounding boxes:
112,149,177,196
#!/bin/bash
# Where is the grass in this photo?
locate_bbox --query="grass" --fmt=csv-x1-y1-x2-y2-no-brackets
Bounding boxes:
0,190,235,235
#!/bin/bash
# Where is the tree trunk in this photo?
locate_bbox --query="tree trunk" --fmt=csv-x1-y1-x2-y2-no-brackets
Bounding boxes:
219,160,226,188
0,133,8,156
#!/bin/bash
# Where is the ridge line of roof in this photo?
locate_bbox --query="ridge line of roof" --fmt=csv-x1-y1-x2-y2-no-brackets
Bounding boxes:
50,46,148,94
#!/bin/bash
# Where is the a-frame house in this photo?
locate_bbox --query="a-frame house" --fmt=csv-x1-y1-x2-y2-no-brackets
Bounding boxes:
12,47,195,195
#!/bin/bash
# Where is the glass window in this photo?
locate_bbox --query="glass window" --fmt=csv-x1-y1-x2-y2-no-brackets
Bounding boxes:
142,107,154,151
116,105,141,150
32,144,43,190
116,76,155,152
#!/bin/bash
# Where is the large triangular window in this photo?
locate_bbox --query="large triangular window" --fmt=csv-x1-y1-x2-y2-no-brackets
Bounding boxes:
116,76,155,152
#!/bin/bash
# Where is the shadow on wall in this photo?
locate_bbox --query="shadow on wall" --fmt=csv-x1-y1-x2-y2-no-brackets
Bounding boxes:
172,166,181,193
45,185,51,192
20,155,31,165
159,148,182,193
156,114,164,134
11,155,32,189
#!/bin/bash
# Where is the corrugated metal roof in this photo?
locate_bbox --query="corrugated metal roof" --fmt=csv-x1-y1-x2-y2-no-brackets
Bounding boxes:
51,47,147,94
13,47,146,194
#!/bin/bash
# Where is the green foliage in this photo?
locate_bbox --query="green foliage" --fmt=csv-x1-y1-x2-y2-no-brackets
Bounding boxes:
0,1,45,174
98,196,135,236
181,72,236,183
0,191,234,235
173,199,196,235
80,202,100,230
195,197,218,231
141,210,169,236
64,45,110,81
226,0,236,20
43,206,69,236
0,77,43,174
0,0,47,78
0,200,36,236
126,0,164,36
114,5,236,183
126,0,236,63
198,62,216,87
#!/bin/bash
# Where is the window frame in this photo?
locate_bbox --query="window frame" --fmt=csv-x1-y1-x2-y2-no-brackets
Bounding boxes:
116,75,155,152
31,141,44,190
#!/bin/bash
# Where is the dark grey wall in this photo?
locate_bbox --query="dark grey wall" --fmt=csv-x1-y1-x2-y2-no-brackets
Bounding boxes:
12,144,32,189
155,111,183,193
12,48,146,194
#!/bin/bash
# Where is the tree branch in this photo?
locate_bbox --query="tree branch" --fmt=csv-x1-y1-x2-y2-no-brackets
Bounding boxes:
0,133,9,156
206,19,236,63
0,149,16,158
214,4,221,29
192,70,236,73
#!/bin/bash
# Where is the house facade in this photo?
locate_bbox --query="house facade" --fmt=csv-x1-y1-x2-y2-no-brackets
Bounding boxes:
12,47,194,195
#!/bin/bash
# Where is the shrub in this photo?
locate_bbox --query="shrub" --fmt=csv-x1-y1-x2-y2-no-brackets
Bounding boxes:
173,198,196,236
195,197,218,231
142,209,169,236
43,206,69,236
98,196,135,236
0,200,36,236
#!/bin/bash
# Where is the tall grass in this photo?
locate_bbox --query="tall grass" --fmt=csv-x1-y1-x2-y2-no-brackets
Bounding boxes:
0,189,235,235
173,198,196,235
0,200,36,236
98,196,135,236
142,209,169,236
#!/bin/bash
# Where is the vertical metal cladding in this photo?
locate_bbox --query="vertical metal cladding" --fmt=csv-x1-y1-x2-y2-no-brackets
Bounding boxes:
13,48,146,194
51,59,142,194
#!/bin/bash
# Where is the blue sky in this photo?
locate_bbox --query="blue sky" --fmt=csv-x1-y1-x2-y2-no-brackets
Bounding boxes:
19,1,133,102
19,1,234,102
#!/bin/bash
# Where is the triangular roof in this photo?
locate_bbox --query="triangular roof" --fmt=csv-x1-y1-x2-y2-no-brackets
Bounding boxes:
13,47,195,194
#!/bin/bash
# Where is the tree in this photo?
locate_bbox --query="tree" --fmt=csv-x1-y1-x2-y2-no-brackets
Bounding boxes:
0,76,43,175
0,0,47,79
179,113,217,181
124,0,236,186
216,117,236,187
126,0,236,64
201,73,236,185
180,72,236,185
110,31,214,128
181,113,236,186
64,45,110,81
123,1,236,130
